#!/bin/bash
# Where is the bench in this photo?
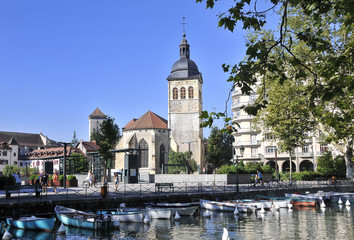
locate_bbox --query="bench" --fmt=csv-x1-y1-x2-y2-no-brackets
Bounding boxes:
5,185,41,198
155,183,174,193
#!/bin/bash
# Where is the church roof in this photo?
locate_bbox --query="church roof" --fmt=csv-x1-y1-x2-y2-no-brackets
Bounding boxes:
89,108,106,118
0,131,44,147
123,111,168,131
168,34,201,80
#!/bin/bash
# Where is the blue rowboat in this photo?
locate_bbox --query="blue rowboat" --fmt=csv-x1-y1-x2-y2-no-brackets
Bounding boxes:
55,205,111,230
6,216,56,231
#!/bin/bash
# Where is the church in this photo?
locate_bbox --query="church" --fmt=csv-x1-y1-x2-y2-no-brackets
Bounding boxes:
91,32,205,178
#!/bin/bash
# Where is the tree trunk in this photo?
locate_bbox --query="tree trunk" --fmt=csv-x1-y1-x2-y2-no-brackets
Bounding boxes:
344,139,353,180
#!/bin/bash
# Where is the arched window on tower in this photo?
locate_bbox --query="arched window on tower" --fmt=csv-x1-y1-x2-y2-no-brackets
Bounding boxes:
188,87,194,98
139,139,149,168
173,88,178,99
181,87,186,99
159,144,165,169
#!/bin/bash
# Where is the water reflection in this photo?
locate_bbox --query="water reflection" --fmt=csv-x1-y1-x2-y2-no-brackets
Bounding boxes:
2,205,353,239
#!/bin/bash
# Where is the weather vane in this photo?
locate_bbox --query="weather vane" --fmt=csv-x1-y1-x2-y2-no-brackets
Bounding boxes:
181,16,187,37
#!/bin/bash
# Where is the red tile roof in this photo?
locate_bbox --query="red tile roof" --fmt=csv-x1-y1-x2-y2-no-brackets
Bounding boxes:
81,141,100,152
123,111,168,131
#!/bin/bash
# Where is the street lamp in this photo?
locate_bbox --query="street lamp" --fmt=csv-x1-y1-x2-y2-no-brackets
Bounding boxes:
235,145,245,196
275,146,278,182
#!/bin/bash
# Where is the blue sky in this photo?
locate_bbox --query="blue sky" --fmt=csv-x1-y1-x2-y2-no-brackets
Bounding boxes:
0,0,278,142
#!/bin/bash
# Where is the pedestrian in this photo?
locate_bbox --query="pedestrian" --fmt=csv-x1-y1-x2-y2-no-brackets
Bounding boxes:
257,170,263,184
86,170,94,187
40,171,48,192
114,173,119,192
52,170,59,192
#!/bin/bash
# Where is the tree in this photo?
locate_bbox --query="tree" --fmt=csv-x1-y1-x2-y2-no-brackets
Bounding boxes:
206,127,234,168
317,151,347,177
168,150,198,174
197,0,353,179
71,130,79,147
68,152,88,174
3,165,20,176
91,116,120,183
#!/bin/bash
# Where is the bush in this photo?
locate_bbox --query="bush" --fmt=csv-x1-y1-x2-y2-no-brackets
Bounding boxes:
0,176,16,189
67,175,77,181
262,165,274,174
59,175,64,181
29,174,39,181
216,164,234,174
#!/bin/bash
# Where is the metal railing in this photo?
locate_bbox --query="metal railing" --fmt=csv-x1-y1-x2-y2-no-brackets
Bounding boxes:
1,180,353,204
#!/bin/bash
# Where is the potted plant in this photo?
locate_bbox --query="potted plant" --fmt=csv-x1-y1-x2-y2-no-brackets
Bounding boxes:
48,174,53,186
59,175,64,187
29,174,38,185
66,175,78,187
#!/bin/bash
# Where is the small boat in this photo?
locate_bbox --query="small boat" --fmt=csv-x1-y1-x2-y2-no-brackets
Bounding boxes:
290,198,320,207
256,195,291,208
6,216,56,231
6,226,55,240
97,209,144,223
55,205,111,230
144,208,172,219
149,203,199,216
200,199,252,213
233,199,273,210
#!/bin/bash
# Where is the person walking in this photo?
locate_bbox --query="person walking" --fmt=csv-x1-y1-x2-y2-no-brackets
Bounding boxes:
114,173,119,192
52,171,59,192
86,170,94,187
257,170,263,184
40,171,48,193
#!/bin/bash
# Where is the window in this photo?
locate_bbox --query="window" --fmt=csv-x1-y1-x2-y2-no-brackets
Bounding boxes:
302,145,309,153
266,146,276,154
3,151,7,156
265,133,275,140
320,144,328,154
14,152,16,157
139,139,149,168
236,110,240,118
159,145,165,168
188,87,194,98
249,95,257,103
251,135,257,144
251,148,258,157
181,87,186,99
173,88,178,99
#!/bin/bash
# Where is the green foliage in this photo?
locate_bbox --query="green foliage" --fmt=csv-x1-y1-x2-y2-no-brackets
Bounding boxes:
29,174,39,181
197,0,354,179
21,167,37,176
0,176,16,189
317,152,347,177
3,165,20,176
216,164,235,174
68,152,89,174
168,150,198,174
91,116,120,174
59,175,64,181
67,175,77,181
244,162,262,174
206,127,234,168
262,165,273,174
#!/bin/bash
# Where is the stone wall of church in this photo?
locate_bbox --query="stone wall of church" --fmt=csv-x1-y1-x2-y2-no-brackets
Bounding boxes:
114,129,170,174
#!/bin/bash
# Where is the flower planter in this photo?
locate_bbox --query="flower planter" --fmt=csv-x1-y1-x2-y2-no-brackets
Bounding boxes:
66,179,78,187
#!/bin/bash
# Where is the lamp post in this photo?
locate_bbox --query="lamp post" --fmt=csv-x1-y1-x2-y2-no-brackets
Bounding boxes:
235,145,245,196
275,146,278,182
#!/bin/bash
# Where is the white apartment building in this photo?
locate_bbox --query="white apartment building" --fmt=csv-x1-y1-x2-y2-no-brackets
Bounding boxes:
231,88,329,173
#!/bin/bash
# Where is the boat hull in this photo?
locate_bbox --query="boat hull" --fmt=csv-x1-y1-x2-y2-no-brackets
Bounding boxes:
145,208,172,219
6,217,56,231
149,203,199,216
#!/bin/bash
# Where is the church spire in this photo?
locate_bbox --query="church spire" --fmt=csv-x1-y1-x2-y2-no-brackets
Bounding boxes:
179,17,190,59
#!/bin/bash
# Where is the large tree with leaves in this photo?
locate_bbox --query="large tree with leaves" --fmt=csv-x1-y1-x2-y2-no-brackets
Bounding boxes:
197,0,353,179
206,127,234,168
91,116,120,182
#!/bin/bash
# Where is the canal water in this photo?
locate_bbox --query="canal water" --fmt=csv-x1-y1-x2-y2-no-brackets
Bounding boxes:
2,205,353,239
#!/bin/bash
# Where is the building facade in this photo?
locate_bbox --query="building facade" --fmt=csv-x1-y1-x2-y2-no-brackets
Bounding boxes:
167,33,204,169
115,111,170,177
231,87,329,172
